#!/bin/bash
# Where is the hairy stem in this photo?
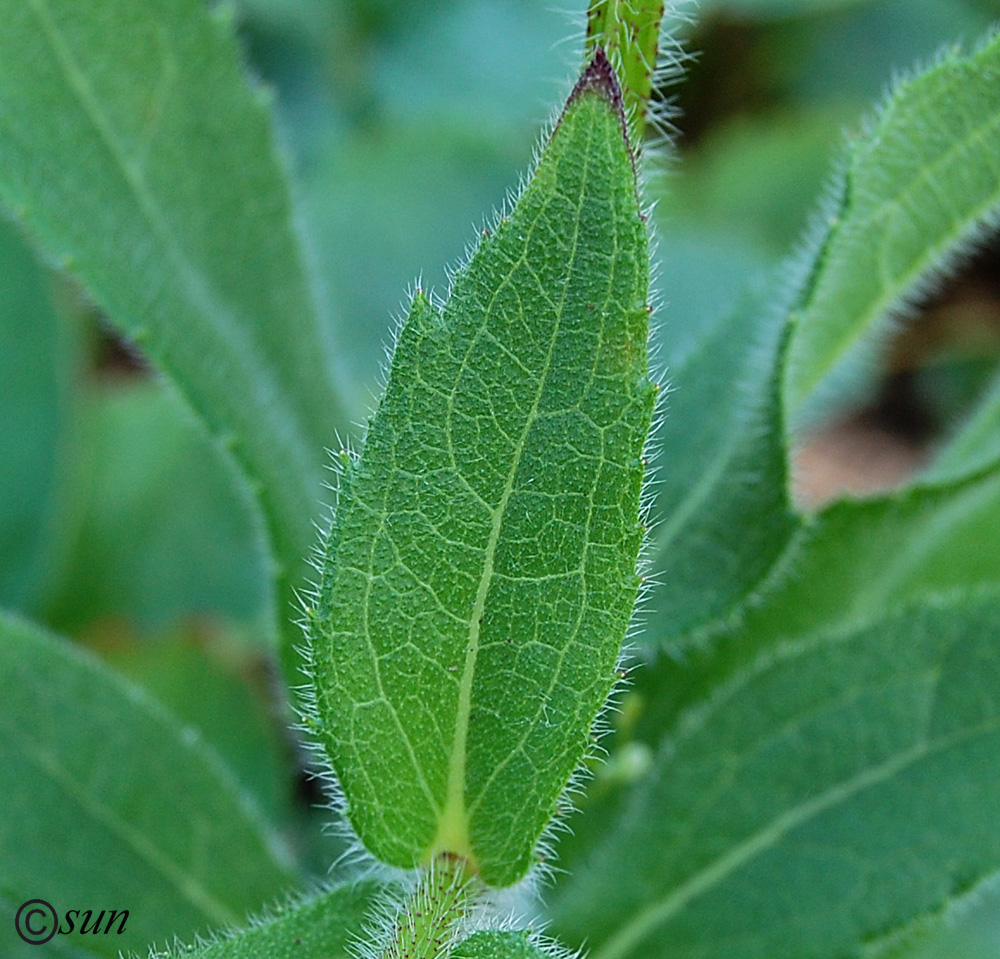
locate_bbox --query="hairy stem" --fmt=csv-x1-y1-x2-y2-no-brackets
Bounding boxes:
586,0,666,140
380,856,475,959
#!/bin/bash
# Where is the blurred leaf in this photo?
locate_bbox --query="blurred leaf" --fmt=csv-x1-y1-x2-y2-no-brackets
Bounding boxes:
0,612,296,958
159,880,382,959
865,871,1000,958
308,65,655,886
555,460,1000,906
697,0,872,16
925,368,1000,482
787,0,993,107
741,467,1000,643
0,0,348,676
371,1,575,129
668,109,845,256
102,628,290,825
608,457,1000,771
643,286,798,646
648,228,771,356
784,33,1000,422
44,382,266,632
300,122,531,389
548,590,1000,959
0,219,79,613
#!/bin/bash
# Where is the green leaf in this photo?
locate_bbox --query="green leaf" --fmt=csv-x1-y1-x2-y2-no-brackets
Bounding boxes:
599,459,1000,800
784,33,1000,421
44,381,267,631
642,286,797,646
308,55,655,887
0,0,347,669
924,368,1000,483
0,612,296,957
103,627,291,826
740,467,1000,643
547,590,1000,959
155,881,382,959
0,219,78,613
452,931,556,959
624,464,1000,752
865,871,1000,959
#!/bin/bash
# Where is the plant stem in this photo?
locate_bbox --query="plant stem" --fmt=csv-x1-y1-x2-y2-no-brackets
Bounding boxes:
586,0,666,142
380,855,475,959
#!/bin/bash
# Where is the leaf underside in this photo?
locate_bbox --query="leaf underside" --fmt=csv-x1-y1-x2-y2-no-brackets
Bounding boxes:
309,55,654,887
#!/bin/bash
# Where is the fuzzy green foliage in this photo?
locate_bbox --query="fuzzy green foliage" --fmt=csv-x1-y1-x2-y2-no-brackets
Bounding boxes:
307,54,655,887
1,3,1000,959
549,591,1000,959
0,613,295,957
785,33,1000,423
0,0,347,677
154,882,382,959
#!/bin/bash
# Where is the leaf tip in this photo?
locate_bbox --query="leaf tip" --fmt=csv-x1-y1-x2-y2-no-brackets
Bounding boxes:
569,47,626,119
562,47,636,167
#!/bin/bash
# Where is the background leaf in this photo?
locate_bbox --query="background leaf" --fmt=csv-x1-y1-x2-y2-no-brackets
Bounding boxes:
158,881,382,959
923,368,1000,482
0,613,296,957
547,591,1000,959
0,220,79,614
864,871,1000,958
741,468,1000,640
0,0,348,675
642,285,796,646
783,31,1000,423
42,382,267,633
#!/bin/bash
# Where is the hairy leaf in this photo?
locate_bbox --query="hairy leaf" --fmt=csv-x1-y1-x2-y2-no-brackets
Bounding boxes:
643,286,796,647
453,931,556,959
0,613,295,956
308,54,655,887
153,881,382,959
784,32,1000,420
548,591,1000,959
0,0,346,670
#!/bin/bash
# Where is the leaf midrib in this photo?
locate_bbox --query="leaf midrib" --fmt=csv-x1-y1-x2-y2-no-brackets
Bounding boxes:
429,111,595,863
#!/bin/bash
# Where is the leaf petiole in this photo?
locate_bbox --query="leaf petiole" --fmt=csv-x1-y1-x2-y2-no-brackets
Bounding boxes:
380,855,476,959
